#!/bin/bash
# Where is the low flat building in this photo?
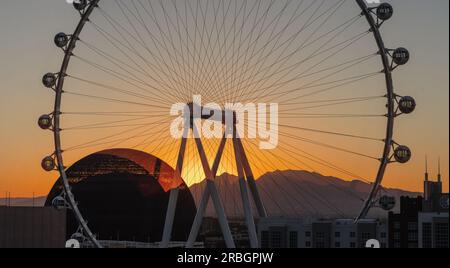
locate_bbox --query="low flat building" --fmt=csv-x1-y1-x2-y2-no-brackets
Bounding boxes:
257,217,387,248
418,212,449,248
0,206,66,248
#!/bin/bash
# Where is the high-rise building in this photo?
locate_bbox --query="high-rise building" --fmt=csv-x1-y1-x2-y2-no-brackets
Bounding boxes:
423,158,447,213
389,157,449,248
388,196,422,248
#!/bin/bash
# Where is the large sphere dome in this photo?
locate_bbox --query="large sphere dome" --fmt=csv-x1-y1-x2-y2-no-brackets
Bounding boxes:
45,149,196,243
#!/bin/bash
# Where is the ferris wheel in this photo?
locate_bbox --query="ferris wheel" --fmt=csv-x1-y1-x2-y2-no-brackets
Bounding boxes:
39,0,415,248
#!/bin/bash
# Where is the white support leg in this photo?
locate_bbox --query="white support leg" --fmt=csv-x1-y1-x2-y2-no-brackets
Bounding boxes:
237,139,267,218
186,184,210,248
208,181,235,248
233,138,259,248
186,134,230,248
193,135,235,248
161,188,179,247
161,137,187,248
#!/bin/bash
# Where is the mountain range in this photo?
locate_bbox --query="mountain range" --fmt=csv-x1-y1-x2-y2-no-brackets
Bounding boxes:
2,170,420,219
189,170,420,219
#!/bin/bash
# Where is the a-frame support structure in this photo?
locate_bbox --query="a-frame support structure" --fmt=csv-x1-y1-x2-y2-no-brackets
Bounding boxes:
160,112,267,248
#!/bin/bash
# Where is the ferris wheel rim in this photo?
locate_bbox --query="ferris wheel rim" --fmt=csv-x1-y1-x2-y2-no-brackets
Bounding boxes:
53,0,102,248
44,0,407,248
354,0,394,222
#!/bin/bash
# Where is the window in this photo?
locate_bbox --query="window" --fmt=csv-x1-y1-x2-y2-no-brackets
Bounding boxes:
434,222,449,248
316,242,325,248
380,232,387,239
408,231,418,241
350,242,356,248
394,222,401,229
422,223,432,248
408,222,418,231
305,231,311,237
314,232,327,248
289,231,298,248
305,241,311,248
270,231,282,248
360,232,372,248
316,232,325,239
393,232,400,240
334,242,341,248
350,232,356,238
335,232,341,238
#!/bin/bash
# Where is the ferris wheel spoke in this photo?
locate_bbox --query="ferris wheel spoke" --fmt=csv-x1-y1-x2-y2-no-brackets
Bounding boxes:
231,0,352,102
242,123,374,183
244,149,306,216
64,120,170,152
266,41,375,97
137,133,179,165
162,0,207,101
206,0,297,103
252,71,380,105
183,0,249,103
95,8,190,102
250,136,369,184
88,21,187,102
232,0,349,103
277,113,383,119
76,40,183,103
280,95,383,106
243,138,344,216
239,51,376,104
222,0,265,104
67,75,175,106
243,122,382,163
280,53,377,89
136,0,224,103
184,0,225,102
213,0,277,104
63,115,171,131
279,96,384,112
279,131,380,160
230,0,322,97
118,0,192,99
227,0,262,104
216,0,317,103
108,124,170,150
71,54,184,102
240,49,374,104
150,0,230,103
62,111,170,117
63,90,169,110
243,138,367,207
238,29,371,104
201,0,255,104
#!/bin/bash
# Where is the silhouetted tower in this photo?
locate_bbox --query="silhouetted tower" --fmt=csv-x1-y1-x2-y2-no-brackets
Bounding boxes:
423,156,443,212
438,157,442,183
424,156,429,199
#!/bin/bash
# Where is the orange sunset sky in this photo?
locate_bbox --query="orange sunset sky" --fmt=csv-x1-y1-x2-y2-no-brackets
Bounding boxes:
0,0,448,198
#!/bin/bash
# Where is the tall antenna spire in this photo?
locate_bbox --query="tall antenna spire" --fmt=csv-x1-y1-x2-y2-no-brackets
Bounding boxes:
425,155,429,181
438,157,442,183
